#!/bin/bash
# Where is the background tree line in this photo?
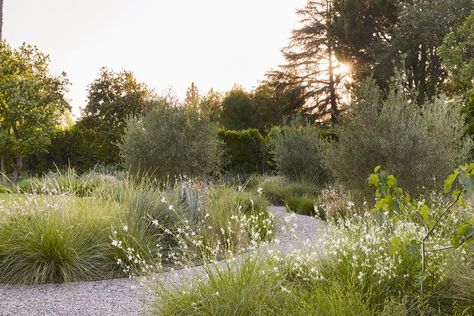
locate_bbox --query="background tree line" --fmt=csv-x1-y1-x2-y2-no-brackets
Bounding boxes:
0,0,473,181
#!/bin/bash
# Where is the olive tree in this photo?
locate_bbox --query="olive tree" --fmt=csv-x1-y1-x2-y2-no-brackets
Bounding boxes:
121,100,222,180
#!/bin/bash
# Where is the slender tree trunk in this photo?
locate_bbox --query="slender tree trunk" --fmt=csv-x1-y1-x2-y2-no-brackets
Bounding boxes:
0,153,6,178
327,45,338,125
10,154,22,184
327,1,338,125
0,0,3,39
10,125,22,184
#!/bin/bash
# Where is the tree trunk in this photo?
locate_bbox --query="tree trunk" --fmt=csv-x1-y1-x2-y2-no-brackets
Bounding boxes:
10,154,22,184
327,45,339,125
0,153,6,180
326,1,338,125
0,0,3,39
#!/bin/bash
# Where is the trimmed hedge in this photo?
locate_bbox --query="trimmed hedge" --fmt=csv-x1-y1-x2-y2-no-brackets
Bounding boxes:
218,129,268,175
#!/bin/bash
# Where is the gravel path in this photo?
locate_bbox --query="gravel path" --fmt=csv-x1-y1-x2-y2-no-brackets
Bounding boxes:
0,207,326,316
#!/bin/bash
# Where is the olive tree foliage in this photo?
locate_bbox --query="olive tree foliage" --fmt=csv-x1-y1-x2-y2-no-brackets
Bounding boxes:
269,125,331,184
323,79,472,196
0,42,69,182
121,100,222,180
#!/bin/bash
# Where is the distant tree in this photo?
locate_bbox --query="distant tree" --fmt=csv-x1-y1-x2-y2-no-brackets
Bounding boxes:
271,0,350,125
81,67,154,133
199,88,223,122
220,88,262,131
0,42,69,182
183,82,201,108
77,67,154,166
253,82,302,129
389,0,472,104
440,11,474,135
331,0,401,84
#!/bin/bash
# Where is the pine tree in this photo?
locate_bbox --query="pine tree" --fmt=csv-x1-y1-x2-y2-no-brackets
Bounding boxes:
183,82,201,108
269,0,349,125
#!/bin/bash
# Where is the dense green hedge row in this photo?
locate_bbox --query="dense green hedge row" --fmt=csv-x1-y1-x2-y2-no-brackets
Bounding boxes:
27,126,334,177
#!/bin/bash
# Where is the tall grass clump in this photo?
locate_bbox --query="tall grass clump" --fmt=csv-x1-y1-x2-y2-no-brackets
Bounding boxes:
155,258,299,316
258,176,319,205
16,168,119,196
0,195,122,284
324,79,472,197
111,183,275,276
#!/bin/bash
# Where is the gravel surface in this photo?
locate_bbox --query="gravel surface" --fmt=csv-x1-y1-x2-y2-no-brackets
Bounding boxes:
0,206,326,316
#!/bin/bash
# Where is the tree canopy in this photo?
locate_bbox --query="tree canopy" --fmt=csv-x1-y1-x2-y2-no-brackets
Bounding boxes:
0,42,69,182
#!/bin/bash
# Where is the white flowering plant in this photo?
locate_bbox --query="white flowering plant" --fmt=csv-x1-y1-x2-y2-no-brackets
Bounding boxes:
368,164,474,290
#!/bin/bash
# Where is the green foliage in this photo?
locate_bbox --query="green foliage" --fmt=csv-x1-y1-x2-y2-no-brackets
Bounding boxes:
369,164,474,289
324,79,472,196
332,0,400,81
0,41,69,182
16,169,118,196
203,188,273,248
153,164,474,315
259,177,319,205
121,101,222,181
199,88,223,122
31,124,120,172
81,67,154,133
0,196,121,284
440,11,474,136
389,0,472,104
218,129,267,175
285,196,317,217
155,258,295,316
269,125,331,184
220,88,262,131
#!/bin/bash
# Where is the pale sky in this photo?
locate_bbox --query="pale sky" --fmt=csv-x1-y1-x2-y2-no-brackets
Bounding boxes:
4,0,306,117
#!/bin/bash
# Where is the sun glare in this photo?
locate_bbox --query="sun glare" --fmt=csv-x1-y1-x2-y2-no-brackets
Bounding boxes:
335,63,351,76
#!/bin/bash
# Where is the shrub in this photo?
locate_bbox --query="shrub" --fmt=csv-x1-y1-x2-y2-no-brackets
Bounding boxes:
121,101,222,181
220,88,262,131
218,129,267,175
268,125,331,184
285,196,317,217
323,79,472,196
28,126,121,174
259,176,319,205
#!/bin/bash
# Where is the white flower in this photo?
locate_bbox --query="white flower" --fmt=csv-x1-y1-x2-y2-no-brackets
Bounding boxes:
123,225,129,231
152,219,159,226
160,197,166,203
347,201,355,209
257,187,263,195
168,205,174,211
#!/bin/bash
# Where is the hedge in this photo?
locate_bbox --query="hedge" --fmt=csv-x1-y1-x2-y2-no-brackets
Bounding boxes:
218,129,268,175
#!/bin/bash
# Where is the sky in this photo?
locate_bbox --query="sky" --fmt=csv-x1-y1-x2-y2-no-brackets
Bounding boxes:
4,0,306,117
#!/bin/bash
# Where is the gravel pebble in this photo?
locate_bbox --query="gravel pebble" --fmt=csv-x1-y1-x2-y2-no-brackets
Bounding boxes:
0,206,326,315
